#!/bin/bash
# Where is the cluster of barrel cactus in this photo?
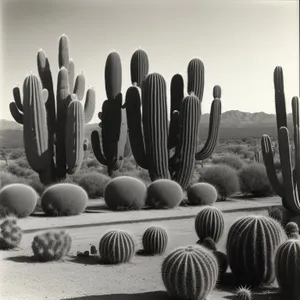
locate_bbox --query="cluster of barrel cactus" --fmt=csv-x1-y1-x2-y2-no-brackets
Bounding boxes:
31,230,72,262
10,34,95,185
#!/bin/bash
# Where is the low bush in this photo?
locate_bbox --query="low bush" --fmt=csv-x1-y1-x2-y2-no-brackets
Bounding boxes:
0,171,24,188
187,183,218,205
200,164,240,200
238,163,273,197
78,172,110,199
212,155,246,170
6,163,35,178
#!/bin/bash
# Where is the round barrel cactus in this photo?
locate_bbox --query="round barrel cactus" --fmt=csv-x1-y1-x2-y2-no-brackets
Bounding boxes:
275,239,300,299
32,230,72,262
187,182,218,206
227,215,286,287
0,183,38,218
146,179,183,209
99,230,135,264
0,216,22,249
142,226,168,255
104,176,147,211
41,183,88,216
161,245,218,300
195,206,225,243
235,287,252,300
285,222,300,239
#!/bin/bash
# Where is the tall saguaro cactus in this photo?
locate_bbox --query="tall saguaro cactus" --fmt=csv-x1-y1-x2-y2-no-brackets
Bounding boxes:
91,52,129,175
261,66,300,213
125,55,222,189
9,34,95,184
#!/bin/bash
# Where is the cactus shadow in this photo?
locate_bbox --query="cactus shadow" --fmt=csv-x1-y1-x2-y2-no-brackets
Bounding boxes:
224,291,281,300
5,255,36,263
135,249,164,257
61,291,170,300
69,255,100,265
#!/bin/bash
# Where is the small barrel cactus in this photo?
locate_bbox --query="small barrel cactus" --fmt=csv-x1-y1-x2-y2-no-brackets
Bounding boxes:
0,216,22,249
161,245,218,300
268,206,289,226
227,215,286,287
146,179,183,209
142,226,168,255
104,176,147,211
235,287,252,300
195,206,225,243
200,237,217,251
275,239,300,299
41,183,88,216
32,231,72,261
99,230,135,264
285,222,300,239
0,183,38,218
187,182,218,206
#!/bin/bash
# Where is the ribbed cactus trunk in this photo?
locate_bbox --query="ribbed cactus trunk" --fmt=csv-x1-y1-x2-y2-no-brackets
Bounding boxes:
142,73,170,180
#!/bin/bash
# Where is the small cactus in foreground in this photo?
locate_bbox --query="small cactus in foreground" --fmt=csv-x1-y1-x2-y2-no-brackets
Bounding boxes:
99,230,135,264
32,231,72,262
0,217,22,250
235,286,252,300
200,237,217,251
285,222,300,239
161,245,218,300
142,226,168,255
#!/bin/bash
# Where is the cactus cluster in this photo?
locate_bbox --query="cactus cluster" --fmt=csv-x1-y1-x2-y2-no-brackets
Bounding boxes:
10,35,95,185
161,245,219,300
262,66,300,214
32,231,72,262
0,217,22,250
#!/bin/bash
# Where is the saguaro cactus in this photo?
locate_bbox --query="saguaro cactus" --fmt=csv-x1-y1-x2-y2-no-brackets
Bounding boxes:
261,66,300,213
125,54,222,189
9,34,95,184
91,52,129,175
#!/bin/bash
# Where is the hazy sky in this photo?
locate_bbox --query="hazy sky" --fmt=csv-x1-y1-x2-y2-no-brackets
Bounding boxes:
1,0,299,123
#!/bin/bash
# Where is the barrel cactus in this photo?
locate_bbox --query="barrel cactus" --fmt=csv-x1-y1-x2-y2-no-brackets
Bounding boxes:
32,231,72,261
187,182,218,206
146,179,183,209
0,183,38,218
99,230,135,264
285,222,300,239
161,245,218,300
227,215,286,287
104,176,147,211
41,183,88,216
275,239,300,299
195,206,225,243
142,226,168,255
235,287,252,300
200,237,217,251
0,217,22,250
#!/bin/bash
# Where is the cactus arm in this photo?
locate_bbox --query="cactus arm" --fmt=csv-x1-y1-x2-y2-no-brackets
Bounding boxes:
65,99,85,174
83,138,89,151
294,125,300,199
12,86,23,111
168,110,180,150
195,98,222,160
83,87,96,123
274,67,288,131
261,134,284,197
130,49,149,87
73,72,85,101
68,59,75,92
105,52,122,100
58,34,70,69
9,102,23,124
125,86,148,169
187,58,204,102
91,130,108,166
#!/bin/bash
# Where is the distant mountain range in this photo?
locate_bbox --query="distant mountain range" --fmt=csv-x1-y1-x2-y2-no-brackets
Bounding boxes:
0,110,292,148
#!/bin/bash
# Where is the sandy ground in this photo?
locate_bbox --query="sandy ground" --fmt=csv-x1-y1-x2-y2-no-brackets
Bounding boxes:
0,210,281,300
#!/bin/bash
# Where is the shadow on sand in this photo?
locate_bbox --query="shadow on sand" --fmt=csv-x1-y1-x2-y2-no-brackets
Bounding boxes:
61,291,170,300
4,255,36,263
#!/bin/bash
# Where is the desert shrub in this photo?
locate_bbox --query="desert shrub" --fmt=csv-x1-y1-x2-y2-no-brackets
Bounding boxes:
226,145,248,155
0,183,38,217
6,162,35,178
0,171,24,187
200,164,240,200
78,172,110,199
27,176,46,196
104,176,147,211
212,155,246,170
9,149,24,160
240,149,255,160
41,183,88,216
121,157,137,172
86,158,101,169
187,183,218,205
238,163,273,197
146,179,183,209
15,158,30,169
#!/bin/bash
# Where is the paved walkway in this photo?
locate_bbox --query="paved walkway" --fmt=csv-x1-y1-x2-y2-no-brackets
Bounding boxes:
18,196,281,233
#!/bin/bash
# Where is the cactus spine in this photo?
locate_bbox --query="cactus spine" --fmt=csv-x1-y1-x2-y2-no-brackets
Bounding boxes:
275,239,300,299
9,35,95,184
126,54,222,189
226,215,286,287
91,52,129,175
161,245,219,300
262,66,300,213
